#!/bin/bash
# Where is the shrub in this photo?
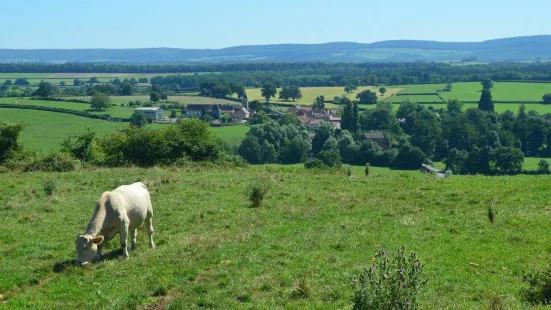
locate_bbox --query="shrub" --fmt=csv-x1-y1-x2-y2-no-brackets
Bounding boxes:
365,163,370,176
488,207,495,224
521,264,551,305
24,153,77,172
304,158,326,169
538,159,550,174
353,246,426,310
543,93,551,104
348,166,352,177
0,122,24,164
248,178,271,208
41,178,57,196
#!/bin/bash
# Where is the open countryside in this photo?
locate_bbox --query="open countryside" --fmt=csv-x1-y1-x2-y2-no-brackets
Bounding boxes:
5,2,551,307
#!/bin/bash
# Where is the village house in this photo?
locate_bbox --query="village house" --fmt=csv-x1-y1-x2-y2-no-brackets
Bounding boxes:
361,132,390,149
135,107,164,121
185,104,221,119
286,105,340,129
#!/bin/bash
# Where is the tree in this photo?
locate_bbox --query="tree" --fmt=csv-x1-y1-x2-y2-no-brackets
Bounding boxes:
279,136,310,164
543,93,551,104
170,110,177,118
278,114,301,126
481,79,494,90
341,97,359,133
478,89,494,112
119,83,134,96
313,95,325,110
90,92,111,111
279,86,291,101
444,83,453,91
491,146,524,174
130,111,148,128
379,87,387,96
150,91,160,103
221,113,231,123
89,77,99,83
230,83,246,98
3,80,12,86
356,90,378,104
151,84,162,93
289,86,302,101
312,123,334,155
60,81,66,86
34,81,55,98
73,79,81,86
392,144,427,170
129,78,138,86
316,150,342,168
248,100,263,112
0,123,24,163
160,94,168,100
14,78,30,85
344,85,357,94
538,159,550,174
261,83,277,103
112,78,121,85
446,99,463,115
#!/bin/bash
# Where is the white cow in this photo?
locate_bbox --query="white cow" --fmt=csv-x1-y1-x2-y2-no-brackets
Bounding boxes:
75,182,155,265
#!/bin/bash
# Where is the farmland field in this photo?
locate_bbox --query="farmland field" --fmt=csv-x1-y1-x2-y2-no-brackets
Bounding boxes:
0,98,134,119
245,86,404,106
67,95,233,106
0,108,126,152
387,94,443,103
1,166,551,308
211,125,248,147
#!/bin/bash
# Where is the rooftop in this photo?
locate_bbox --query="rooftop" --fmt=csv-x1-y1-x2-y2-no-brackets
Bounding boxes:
136,107,163,111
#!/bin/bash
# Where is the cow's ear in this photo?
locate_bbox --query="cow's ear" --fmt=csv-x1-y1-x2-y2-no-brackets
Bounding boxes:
92,236,104,245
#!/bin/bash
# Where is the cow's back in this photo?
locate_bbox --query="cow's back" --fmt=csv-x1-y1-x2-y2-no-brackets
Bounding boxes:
108,182,152,227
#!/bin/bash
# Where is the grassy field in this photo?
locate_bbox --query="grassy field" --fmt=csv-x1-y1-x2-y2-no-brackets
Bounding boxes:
387,94,443,103
67,95,234,106
1,166,551,308
409,102,551,114
245,86,404,106
0,108,246,152
0,108,126,152
0,98,134,119
211,125,248,147
395,82,551,102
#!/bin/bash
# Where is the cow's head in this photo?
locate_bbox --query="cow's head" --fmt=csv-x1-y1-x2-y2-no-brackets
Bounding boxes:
75,234,104,265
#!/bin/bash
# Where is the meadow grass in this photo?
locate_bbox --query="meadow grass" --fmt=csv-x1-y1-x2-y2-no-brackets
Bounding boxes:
0,97,134,118
67,95,234,106
1,166,550,309
387,94,443,103
0,108,126,152
211,125,249,147
245,86,404,106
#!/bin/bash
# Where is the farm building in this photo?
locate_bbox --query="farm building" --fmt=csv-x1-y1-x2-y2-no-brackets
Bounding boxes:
185,104,221,119
362,132,389,149
135,107,164,120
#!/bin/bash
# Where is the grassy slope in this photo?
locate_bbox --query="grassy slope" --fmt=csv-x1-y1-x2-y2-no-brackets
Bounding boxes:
1,167,550,309
245,86,404,106
0,98,134,118
0,108,126,152
211,125,249,147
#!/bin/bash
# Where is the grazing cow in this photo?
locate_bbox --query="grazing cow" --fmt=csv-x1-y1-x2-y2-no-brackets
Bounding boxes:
75,182,155,265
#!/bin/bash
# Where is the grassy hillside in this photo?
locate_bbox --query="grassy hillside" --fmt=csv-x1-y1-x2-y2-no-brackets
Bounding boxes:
0,108,126,152
245,86,403,106
1,166,550,308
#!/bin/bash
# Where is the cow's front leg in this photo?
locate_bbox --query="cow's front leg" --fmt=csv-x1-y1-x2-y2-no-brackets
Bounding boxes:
120,221,129,259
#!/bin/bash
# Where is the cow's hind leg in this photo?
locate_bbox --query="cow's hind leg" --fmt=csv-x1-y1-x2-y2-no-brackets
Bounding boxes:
147,213,155,249
120,220,130,259
130,228,137,251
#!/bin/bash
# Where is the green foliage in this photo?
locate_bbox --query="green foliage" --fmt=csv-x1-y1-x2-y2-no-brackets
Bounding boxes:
150,91,161,103
392,144,426,170
482,79,494,90
40,178,57,196
34,81,56,98
248,100,263,112
248,177,271,208
279,85,302,102
118,83,133,96
130,111,148,128
261,83,277,103
491,146,524,174
316,150,342,168
521,264,551,305
488,207,495,224
356,89,378,104
170,110,177,118
61,128,97,162
341,98,359,133
353,246,426,310
90,92,111,111
543,93,551,104
478,89,494,112
538,159,550,174
365,163,370,176
0,122,24,164
379,87,387,95
24,153,77,172
313,95,325,110
304,158,326,169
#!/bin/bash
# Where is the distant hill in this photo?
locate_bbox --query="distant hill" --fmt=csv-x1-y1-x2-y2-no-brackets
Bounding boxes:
2,35,551,63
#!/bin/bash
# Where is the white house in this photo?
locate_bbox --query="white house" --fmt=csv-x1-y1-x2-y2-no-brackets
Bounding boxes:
136,107,164,120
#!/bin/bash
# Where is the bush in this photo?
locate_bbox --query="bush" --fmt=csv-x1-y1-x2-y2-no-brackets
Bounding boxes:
521,264,551,305
305,158,326,169
41,178,57,196
538,159,550,174
24,153,77,172
353,246,426,310
248,177,271,208
392,144,427,170
0,122,24,164
543,93,551,104
365,163,370,176
316,150,342,168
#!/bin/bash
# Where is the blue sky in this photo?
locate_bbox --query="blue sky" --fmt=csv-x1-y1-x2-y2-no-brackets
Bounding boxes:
2,0,550,49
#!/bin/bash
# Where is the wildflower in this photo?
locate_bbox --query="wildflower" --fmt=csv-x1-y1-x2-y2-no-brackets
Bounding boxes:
401,282,407,287
370,264,376,271
414,263,420,269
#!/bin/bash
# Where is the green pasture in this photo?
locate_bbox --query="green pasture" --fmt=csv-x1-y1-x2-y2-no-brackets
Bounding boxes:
211,125,249,147
2,166,551,308
68,95,233,106
387,94,443,103
0,98,134,119
0,108,126,152
245,86,404,106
